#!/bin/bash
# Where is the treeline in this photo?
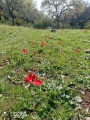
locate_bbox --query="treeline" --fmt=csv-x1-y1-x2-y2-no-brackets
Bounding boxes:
0,0,46,27
0,0,90,29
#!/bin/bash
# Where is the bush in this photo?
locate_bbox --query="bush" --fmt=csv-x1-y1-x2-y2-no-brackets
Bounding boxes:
34,19,54,29
0,16,6,24
85,22,90,29
60,22,71,29
15,18,25,26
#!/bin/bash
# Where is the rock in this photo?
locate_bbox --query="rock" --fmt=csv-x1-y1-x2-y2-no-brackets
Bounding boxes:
75,96,83,103
80,90,85,95
61,75,65,79
0,94,3,97
85,117,90,120
7,75,11,79
85,75,90,79
85,50,90,53
85,108,89,113
84,40,90,43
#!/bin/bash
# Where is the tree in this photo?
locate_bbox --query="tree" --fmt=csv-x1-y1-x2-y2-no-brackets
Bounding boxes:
41,0,74,28
3,0,24,25
84,3,90,21
0,0,4,20
22,1,43,23
0,0,46,26
0,6,3,20
68,0,85,28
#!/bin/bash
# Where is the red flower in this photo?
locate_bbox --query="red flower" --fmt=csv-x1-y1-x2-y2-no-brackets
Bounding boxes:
22,49,28,54
41,36,44,39
33,52,37,55
24,73,42,86
75,49,80,52
41,41,46,46
58,42,62,45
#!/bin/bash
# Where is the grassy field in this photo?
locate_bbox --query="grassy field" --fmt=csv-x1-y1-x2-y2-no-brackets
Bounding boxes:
0,24,90,120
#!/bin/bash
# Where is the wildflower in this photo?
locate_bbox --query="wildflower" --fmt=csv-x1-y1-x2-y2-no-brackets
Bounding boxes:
75,49,80,52
22,49,28,54
33,52,37,55
24,73,42,86
41,41,46,46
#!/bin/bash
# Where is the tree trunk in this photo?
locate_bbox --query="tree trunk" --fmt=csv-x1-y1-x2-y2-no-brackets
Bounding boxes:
63,22,65,28
0,6,2,20
57,17,60,29
10,9,15,25
11,16,14,25
63,15,66,29
0,13,1,20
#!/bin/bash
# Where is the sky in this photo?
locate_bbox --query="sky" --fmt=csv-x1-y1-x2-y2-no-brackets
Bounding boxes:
35,0,90,10
35,0,43,10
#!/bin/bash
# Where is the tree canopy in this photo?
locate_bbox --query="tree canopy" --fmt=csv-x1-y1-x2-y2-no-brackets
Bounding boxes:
41,0,85,28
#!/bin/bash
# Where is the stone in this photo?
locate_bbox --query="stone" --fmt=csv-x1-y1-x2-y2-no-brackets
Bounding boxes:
85,50,90,53
75,96,83,103
0,94,3,97
85,117,90,120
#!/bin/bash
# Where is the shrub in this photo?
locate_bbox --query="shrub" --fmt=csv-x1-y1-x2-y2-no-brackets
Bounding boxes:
15,18,25,26
60,22,71,29
34,19,54,29
85,22,90,29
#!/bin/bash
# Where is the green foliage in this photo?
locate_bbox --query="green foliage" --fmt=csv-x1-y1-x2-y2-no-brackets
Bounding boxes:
34,19,53,29
60,23,71,29
85,22,90,29
0,0,44,26
0,17,6,24
15,18,25,26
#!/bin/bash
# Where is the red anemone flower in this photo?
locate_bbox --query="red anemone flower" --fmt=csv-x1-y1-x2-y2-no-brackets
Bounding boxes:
33,52,37,55
22,49,28,54
75,49,80,52
41,41,46,46
24,73,42,86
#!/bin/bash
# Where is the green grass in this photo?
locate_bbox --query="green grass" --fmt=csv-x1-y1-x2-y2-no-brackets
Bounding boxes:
0,24,90,120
